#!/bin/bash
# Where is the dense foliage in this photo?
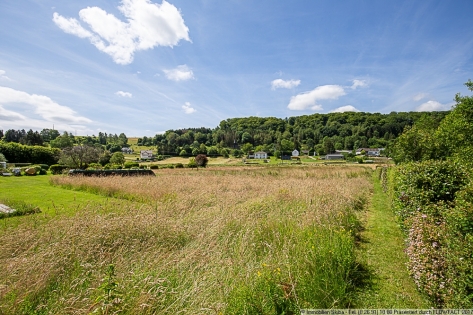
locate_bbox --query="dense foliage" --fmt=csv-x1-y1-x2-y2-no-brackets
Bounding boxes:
0,142,59,165
58,145,102,169
388,81,473,307
140,111,447,156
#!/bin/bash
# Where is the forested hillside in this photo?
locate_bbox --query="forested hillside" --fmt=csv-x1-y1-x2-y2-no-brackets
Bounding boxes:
141,111,448,156
1,111,448,158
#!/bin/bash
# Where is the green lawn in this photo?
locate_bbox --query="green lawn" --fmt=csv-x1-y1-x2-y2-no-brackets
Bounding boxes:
0,175,118,217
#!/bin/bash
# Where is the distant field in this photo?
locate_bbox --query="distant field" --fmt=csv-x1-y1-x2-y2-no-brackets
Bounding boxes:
127,137,139,145
1,166,373,314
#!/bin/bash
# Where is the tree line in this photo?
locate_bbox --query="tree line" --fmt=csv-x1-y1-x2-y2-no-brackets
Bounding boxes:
1,110,449,164
139,111,448,156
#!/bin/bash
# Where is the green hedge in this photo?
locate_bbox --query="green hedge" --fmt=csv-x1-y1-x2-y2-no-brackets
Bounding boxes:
390,160,473,307
0,142,59,165
50,164,69,175
124,161,139,169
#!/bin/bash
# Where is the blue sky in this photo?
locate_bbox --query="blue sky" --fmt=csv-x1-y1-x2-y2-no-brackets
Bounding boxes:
1,0,472,136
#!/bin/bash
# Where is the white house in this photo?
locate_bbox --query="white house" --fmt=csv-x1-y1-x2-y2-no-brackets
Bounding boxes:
140,150,154,160
356,148,380,156
254,151,268,159
292,149,299,157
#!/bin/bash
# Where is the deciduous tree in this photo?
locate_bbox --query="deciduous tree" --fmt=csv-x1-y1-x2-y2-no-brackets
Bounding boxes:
59,145,102,169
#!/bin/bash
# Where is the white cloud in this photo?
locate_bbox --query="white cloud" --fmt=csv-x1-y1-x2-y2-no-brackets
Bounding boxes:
0,70,12,81
351,79,367,89
271,79,300,90
0,105,27,121
116,91,132,97
288,85,346,111
416,100,449,112
413,93,427,101
182,102,196,114
53,0,190,65
163,65,194,81
0,86,92,124
330,105,360,113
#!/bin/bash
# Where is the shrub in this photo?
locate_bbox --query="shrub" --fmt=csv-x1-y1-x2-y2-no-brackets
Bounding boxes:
124,161,139,169
392,160,469,222
188,157,197,168
0,142,59,165
175,163,184,168
87,163,103,170
390,160,473,307
195,154,208,168
149,164,159,169
160,164,174,169
50,164,69,175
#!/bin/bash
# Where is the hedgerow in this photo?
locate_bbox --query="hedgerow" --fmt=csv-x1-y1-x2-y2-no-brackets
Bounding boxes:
0,142,59,165
390,161,473,307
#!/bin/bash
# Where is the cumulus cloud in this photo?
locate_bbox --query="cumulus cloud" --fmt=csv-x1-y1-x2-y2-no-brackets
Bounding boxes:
416,100,449,112
0,70,12,81
53,0,190,65
351,79,367,89
271,79,300,90
413,93,427,101
0,86,92,124
330,105,360,113
116,91,132,97
288,85,346,111
182,102,196,114
163,65,194,81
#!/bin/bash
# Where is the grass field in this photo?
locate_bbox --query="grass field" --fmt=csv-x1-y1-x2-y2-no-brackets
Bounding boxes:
0,165,427,313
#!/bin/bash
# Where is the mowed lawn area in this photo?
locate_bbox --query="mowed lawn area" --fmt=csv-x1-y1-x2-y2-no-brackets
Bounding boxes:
0,166,428,314
0,175,118,217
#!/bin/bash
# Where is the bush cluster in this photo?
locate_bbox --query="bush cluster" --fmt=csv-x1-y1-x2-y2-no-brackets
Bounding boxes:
0,142,59,165
390,160,473,307
124,161,139,169
50,164,69,175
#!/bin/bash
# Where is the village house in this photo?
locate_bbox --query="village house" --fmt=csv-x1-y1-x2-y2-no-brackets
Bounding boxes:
356,148,381,156
254,151,268,159
325,153,345,160
140,150,154,160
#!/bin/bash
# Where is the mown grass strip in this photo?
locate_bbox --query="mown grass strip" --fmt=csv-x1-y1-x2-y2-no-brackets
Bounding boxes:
0,175,121,219
354,173,431,308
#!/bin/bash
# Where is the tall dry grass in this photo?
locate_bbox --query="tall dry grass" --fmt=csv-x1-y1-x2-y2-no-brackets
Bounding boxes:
1,166,372,314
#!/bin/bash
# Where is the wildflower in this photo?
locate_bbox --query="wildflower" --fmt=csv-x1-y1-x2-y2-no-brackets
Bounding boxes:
257,271,261,277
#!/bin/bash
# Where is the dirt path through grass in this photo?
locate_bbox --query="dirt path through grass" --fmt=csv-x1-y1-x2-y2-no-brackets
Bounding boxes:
354,173,431,308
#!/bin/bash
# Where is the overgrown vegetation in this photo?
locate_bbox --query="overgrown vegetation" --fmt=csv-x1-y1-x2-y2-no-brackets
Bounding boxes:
387,80,473,307
2,166,372,313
